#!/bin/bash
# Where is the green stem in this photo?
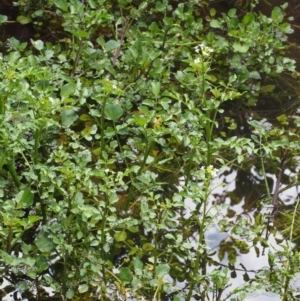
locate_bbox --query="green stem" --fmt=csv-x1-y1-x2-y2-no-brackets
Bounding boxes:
100,99,107,160
6,159,21,189
124,139,154,210
71,40,84,77
187,59,212,301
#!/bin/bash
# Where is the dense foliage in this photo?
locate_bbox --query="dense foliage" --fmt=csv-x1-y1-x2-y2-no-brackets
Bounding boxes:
0,0,299,300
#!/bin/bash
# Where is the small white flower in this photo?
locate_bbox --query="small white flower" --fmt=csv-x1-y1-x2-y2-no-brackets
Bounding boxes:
194,45,201,53
112,267,120,274
194,43,214,57
194,57,201,64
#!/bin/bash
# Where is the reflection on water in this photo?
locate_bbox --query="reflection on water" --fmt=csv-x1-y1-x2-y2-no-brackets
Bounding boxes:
204,164,300,300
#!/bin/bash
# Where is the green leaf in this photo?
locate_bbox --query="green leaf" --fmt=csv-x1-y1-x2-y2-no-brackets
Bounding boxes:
114,230,127,242
16,187,33,209
151,81,161,97
129,39,142,59
104,40,120,52
104,103,123,121
54,0,68,11
155,264,170,277
119,267,133,283
142,243,153,251
242,13,254,25
35,236,55,253
8,51,21,64
78,284,89,293
133,257,143,275
271,7,283,23
36,256,49,272
0,15,7,24
66,290,75,299
16,15,32,24
276,114,289,125
28,215,41,223
156,1,166,11
60,83,75,99
61,109,78,127
210,19,221,28
260,85,275,93
232,42,249,53
21,243,31,254
31,39,44,50
87,0,97,9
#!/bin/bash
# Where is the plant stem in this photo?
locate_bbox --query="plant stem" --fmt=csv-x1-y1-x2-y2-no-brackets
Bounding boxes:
6,159,21,189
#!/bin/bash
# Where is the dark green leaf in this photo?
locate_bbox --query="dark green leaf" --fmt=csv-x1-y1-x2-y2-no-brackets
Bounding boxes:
119,267,133,283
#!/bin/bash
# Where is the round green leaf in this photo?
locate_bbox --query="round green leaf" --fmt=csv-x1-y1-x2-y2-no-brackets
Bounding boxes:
104,103,123,121
16,15,32,24
114,230,127,242
119,267,133,283
155,264,170,277
30,39,44,50
61,109,78,127
36,256,49,273
35,236,55,253
78,284,89,293
66,290,74,299
210,19,221,28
